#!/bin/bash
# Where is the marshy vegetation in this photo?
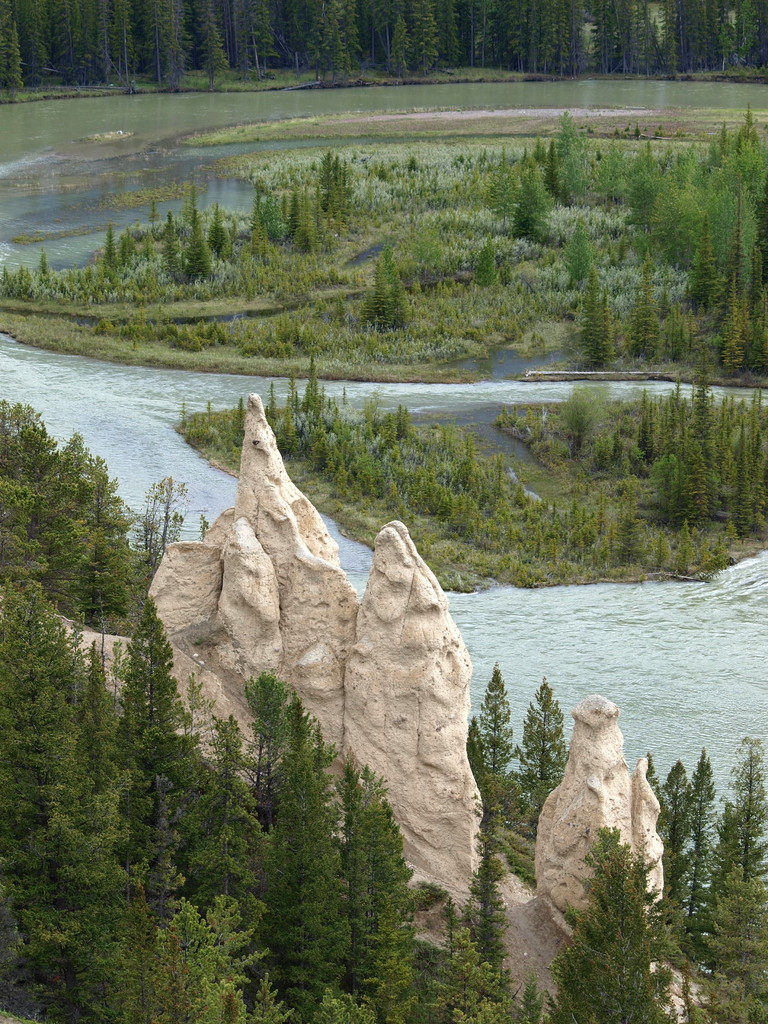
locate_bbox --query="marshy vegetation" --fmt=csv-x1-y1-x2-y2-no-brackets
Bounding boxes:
179,368,768,588
4,112,768,385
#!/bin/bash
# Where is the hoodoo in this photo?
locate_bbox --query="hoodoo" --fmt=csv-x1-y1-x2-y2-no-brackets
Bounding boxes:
534,694,664,913
150,393,480,897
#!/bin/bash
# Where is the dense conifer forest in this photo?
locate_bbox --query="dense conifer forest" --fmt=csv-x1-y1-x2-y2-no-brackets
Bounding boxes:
2,0,768,94
2,396,768,1021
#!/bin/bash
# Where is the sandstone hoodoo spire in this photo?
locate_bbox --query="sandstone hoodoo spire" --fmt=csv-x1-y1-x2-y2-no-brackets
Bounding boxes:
344,520,480,891
535,694,664,913
150,393,480,897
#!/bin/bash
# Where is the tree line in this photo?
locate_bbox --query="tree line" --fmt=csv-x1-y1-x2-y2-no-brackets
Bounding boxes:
2,0,768,94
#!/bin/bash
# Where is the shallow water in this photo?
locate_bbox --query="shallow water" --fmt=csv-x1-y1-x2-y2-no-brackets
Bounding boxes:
2,79,768,268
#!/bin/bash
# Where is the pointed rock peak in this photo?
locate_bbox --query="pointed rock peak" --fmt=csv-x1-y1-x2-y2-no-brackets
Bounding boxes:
364,521,444,627
346,519,480,896
536,695,663,914
239,392,291,483
234,392,340,567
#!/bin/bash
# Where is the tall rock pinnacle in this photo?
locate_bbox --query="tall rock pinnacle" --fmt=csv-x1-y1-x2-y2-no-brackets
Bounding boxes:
534,694,664,913
151,394,479,897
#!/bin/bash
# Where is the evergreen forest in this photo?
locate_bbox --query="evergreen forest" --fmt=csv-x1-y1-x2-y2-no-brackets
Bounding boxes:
3,0,768,94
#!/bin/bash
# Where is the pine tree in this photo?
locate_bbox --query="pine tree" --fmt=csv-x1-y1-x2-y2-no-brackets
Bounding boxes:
112,887,160,1024
479,664,514,779
628,253,660,359
201,0,228,89
409,0,437,73
337,758,414,1022
683,748,716,960
464,828,507,975
185,715,262,912
714,737,768,887
486,154,517,228
721,276,747,375
435,928,510,1022
184,207,213,279
118,598,191,905
475,238,497,286
207,202,228,257
3,20,22,95
362,246,406,329
245,671,292,830
544,138,563,202
262,697,348,1016
549,829,673,1024
390,14,409,75
103,221,119,272
579,265,614,368
564,220,593,285
517,975,545,1023
659,760,691,908
162,211,181,277
514,677,567,831
153,897,254,1023
512,160,551,242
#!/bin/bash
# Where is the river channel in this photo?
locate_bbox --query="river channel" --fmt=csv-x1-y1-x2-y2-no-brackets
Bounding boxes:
1,331,766,789
1,82,767,787
3,79,768,269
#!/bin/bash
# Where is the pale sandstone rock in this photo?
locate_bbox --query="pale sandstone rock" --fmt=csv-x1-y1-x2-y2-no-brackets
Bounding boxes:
344,521,480,896
150,396,480,897
204,507,234,547
229,394,358,750
149,542,223,637
216,517,282,677
535,695,664,913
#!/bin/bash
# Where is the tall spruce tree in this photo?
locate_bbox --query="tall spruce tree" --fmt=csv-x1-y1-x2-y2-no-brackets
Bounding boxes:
476,663,516,821
514,677,567,832
246,671,292,829
549,828,673,1024
684,748,716,960
659,760,692,909
337,758,414,1022
464,828,507,975
118,597,193,913
714,737,768,890
184,714,263,913
262,697,348,1016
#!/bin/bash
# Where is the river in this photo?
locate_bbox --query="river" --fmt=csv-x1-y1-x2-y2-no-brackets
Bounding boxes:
1,330,766,789
2,79,768,268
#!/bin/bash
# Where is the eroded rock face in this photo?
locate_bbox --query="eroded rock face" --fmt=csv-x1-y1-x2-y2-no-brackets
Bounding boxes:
344,521,480,892
535,695,664,913
149,542,222,637
150,394,479,897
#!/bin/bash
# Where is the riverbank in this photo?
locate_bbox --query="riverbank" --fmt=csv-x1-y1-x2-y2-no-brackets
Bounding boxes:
5,311,766,392
180,389,768,593
0,315,481,384
7,66,768,107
